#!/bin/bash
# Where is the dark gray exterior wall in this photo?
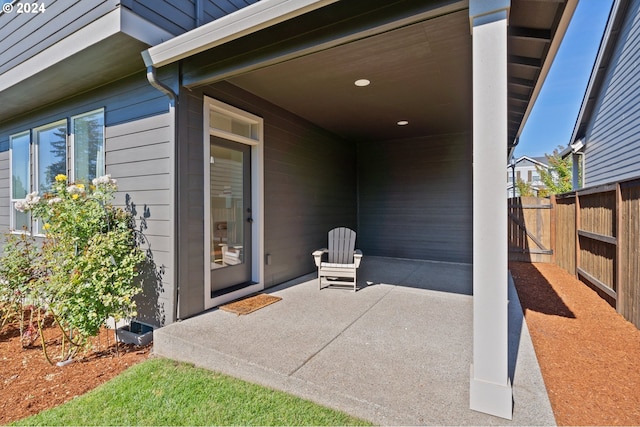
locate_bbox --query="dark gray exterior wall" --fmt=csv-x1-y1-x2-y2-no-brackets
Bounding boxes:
583,0,640,187
0,70,176,326
357,134,473,264
177,81,357,319
176,79,473,319
120,0,259,35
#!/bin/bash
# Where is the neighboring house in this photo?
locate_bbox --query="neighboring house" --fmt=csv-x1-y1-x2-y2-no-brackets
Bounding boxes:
507,155,549,197
0,0,577,419
569,0,639,188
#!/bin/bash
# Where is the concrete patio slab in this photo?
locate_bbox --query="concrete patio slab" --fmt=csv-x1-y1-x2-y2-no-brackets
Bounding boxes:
153,256,555,425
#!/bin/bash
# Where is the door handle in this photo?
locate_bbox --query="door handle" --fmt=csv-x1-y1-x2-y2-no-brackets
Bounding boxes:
247,217,253,223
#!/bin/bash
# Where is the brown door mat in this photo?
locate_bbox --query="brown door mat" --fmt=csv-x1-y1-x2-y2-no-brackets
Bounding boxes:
219,293,282,315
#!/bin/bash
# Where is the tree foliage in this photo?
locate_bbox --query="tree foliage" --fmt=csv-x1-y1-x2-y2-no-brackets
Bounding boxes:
537,146,573,196
515,178,534,197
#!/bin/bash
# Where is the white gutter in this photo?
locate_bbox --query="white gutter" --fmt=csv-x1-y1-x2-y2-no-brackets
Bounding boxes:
513,0,579,143
141,0,340,68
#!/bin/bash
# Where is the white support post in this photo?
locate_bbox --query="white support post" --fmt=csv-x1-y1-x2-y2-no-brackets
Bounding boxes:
469,0,513,420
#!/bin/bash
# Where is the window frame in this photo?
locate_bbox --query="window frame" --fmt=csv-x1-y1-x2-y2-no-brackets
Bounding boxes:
70,108,105,184
7,109,106,235
9,130,32,234
32,119,68,236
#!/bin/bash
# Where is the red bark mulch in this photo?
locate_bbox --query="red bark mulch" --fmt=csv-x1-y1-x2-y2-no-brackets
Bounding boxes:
511,261,640,426
1,262,639,425
0,318,150,425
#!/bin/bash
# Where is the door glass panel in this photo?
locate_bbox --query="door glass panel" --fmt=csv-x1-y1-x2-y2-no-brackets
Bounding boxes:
210,144,244,267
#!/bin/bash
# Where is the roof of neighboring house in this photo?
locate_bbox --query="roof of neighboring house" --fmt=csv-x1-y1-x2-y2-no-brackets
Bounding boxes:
508,155,549,169
531,156,549,166
569,0,623,144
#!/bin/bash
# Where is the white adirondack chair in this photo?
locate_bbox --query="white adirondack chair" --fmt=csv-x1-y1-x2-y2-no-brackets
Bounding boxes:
312,227,363,291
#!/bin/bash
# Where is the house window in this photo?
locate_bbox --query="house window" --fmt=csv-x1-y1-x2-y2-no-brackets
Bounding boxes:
9,131,31,232
34,120,68,194
8,109,105,233
72,109,104,183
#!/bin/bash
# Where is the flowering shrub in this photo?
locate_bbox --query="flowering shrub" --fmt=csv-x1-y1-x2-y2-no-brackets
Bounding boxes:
0,233,39,334
1,174,145,362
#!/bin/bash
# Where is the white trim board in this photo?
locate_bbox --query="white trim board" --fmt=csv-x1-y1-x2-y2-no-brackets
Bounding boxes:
203,96,265,310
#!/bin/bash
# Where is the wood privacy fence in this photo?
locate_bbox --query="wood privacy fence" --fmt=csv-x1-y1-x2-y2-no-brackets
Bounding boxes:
508,176,640,328
508,196,554,263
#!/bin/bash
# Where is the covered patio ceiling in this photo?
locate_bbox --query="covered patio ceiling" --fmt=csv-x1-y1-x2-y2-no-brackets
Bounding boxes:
187,0,574,151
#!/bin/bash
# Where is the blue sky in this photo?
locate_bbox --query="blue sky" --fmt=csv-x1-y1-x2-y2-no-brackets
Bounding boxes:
515,0,614,159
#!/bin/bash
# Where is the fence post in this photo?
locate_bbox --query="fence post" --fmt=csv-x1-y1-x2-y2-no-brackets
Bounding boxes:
575,191,581,279
550,194,556,265
616,182,623,315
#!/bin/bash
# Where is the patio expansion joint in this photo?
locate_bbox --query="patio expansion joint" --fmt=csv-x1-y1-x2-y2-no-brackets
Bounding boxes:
286,285,397,377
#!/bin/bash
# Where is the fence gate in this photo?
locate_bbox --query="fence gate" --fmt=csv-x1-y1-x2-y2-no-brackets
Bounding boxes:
508,196,554,263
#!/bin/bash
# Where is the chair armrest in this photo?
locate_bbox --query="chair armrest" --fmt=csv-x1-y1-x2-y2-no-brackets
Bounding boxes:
312,248,328,267
354,250,363,268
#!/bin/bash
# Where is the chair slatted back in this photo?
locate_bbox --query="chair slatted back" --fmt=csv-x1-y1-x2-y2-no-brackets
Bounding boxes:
328,227,356,264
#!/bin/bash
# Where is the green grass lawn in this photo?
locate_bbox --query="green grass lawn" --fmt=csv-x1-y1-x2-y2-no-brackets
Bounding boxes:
14,358,372,426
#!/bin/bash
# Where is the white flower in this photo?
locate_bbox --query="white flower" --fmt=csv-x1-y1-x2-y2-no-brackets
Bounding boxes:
92,174,117,187
66,185,85,195
14,200,27,212
48,197,62,205
15,192,41,211
25,191,40,204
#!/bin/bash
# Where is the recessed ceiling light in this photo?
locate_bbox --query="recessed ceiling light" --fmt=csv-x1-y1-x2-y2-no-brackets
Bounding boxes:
354,79,370,87
397,120,409,126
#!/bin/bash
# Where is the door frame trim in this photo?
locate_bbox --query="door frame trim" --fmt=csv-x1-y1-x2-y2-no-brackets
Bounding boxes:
203,96,264,309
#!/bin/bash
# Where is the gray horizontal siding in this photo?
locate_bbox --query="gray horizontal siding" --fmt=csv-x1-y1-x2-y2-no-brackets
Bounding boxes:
120,0,259,35
358,134,473,264
0,0,119,75
0,70,176,325
202,0,259,23
106,113,175,327
584,0,640,186
120,0,196,35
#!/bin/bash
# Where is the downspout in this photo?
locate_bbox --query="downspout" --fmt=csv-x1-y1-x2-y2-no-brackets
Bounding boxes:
195,0,204,27
145,65,180,324
146,66,176,103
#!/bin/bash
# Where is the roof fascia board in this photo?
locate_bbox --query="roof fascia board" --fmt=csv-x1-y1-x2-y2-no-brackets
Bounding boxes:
515,155,549,168
568,0,623,144
142,0,341,68
0,7,173,94
514,0,578,141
